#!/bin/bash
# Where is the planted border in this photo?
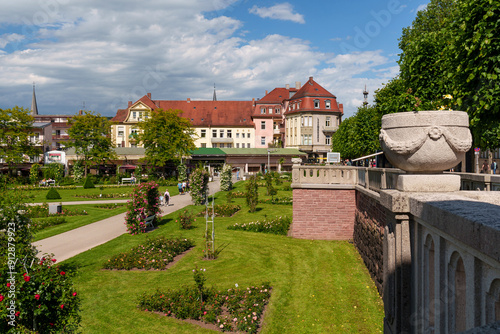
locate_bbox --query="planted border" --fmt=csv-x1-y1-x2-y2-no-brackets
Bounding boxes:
228,216,291,235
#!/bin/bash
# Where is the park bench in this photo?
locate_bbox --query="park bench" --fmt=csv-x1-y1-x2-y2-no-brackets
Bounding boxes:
120,177,135,185
144,214,156,229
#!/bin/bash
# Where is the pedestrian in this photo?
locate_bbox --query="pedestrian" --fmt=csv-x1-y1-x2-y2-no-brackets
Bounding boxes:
164,189,170,206
491,161,497,174
182,181,187,193
481,160,489,174
178,181,183,194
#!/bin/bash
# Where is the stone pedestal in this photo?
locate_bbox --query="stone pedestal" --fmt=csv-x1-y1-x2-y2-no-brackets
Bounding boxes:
396,174,461,192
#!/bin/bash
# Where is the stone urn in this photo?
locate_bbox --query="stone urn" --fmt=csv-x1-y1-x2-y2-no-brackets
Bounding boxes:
379,110,472,191
291,157,302,165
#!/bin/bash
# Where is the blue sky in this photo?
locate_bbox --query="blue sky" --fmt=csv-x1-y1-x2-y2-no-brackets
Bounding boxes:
0,0,428,118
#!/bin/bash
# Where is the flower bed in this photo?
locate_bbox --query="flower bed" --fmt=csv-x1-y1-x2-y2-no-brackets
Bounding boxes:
31,217,67,232
259,197,292,205
138,282,271,333
227,216,291,235
198,204,241,217
26,203,89,218
229,191,246,198
93,203,126,209
74,193,131,199
103,236,194,270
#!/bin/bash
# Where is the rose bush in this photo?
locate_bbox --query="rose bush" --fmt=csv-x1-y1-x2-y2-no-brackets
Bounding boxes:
124,182,161,234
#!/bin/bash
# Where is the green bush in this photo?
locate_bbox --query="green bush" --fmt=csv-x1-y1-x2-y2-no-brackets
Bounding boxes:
220,163,233,191
83,176,95,189
245,175,259,213
46,188,61,200
228,216,292,235
178,210,196,229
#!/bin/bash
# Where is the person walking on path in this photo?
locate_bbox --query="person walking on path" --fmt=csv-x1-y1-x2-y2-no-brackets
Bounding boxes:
178,181,183,194
164,189,170,206
491,161,497,174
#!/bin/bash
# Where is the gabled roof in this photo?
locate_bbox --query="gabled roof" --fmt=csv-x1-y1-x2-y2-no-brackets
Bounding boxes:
110,109,128,122
291,76,336,100
256,87,298,104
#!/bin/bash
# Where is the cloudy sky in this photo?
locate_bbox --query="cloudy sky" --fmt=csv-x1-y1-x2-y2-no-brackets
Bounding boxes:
0,0,429,118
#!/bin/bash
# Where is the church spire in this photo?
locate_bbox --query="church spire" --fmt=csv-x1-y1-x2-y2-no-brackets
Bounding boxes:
31,82,38,115
213,83,217,101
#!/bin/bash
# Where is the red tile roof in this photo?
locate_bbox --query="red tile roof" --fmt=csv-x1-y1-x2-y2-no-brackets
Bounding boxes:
292,76,336,100
110,109,128,122
256,87,298,104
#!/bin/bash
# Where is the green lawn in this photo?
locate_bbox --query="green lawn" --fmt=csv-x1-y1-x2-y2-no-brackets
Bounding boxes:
32,204,129,241
17,185,179,203
60,181,384,333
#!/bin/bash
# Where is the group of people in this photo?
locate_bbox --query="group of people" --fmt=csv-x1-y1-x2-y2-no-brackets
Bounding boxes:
39,178,54,186
177,180,189,194
481,160,498,174
161,189,170,206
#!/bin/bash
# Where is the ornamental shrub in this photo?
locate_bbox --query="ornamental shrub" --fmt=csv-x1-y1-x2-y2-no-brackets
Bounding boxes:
0,191,81,333
29,163,40,185
177,163,187,181
245,175,259,213
178,210,195,229
83,176,95,189
72,160,84,183
189,168,209,205
220,164,232,191
46,188,61,200
124,182,161,234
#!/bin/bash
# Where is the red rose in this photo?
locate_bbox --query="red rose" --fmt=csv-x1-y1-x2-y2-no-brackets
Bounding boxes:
60,304,64,309
24,276,30,282
15,311,20,316
72,292,77,297
35,294,40,300
6,283,10,288
0,295,4,302
52,259,57,263
60,271,65,275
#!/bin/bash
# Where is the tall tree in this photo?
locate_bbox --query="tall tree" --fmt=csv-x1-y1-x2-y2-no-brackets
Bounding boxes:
446,0,500,149
0,106,41,166
138,109,196,167
67,110,115,176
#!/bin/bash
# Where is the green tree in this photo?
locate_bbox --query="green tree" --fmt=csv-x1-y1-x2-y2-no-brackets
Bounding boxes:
29,163,40,185
331,106,381,159
0,107,41,166
138,109,196,167
245,175,259,213
67,110,115,176
446,0,500,148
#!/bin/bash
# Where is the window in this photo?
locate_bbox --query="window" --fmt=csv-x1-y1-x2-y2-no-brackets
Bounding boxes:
131,143,137,148
144,112,149,119
247,133,251,139
236,143,240,148
132,112,136,119
261,107,266,114
326,135,331,145
236,133,239,138
275,108,280,114
242,133,245,138
213,143,217,148
325,100,331,109
227,130,232,138
220,129,224,138
314,99,320,108
301,134,312,145
201,129,206,138
118,127,124,136
247,143,251,148
261,121,266,130
212,129,217,138
326,117,331,127
201,143,207,148
227,143,232,148
261,137,266,145
268,107,273,114
220,143,224,148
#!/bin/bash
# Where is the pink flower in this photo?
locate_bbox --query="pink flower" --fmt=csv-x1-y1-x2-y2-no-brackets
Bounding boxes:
60,271,65,275
72,292,77,296
35,294,40,300
60,304,64,309
0,295,4,302
24,275,30,282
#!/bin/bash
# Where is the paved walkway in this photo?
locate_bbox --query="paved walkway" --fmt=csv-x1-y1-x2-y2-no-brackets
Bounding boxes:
33,179,221,262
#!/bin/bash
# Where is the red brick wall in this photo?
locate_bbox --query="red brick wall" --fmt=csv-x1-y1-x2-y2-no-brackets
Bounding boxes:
291,188,356,240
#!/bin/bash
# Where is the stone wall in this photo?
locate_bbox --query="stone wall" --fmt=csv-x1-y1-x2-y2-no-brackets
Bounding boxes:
291,188,355,240
353,190,386,295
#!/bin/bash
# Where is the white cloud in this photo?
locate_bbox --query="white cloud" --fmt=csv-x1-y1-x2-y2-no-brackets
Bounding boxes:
249,3,305,24
413,4,428,13
0,33,25,48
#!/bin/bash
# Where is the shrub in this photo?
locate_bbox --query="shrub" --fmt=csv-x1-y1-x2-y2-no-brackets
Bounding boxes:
46,188,61,200
228,216,292,235
178,210,195,229
189,168,209,205
282,184,292,191
245,175,259,213
104,236,194,270
259,197,293,205
31,217,67,232
264,173,277,198
124,182,161,234
29,163,40,185
83,176,95,189
177,163,187,181
220,163,233,191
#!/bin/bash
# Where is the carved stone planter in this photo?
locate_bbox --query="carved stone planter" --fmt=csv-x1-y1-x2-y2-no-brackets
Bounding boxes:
379,110,472,191
291,157,302,165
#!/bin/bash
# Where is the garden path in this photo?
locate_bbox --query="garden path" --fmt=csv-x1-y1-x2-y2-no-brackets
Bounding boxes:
32,178,221,262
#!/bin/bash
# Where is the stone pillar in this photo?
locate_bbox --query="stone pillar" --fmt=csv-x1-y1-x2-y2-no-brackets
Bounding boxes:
381,191,412,334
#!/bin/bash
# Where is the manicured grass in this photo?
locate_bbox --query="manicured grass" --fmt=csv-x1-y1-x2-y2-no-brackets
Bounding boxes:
32,204,129,241
61,180,384,333
16,185,179,203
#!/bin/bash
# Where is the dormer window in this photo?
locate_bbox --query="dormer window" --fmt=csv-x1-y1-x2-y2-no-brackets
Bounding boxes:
314,100,320,108
325,100,331,109
132,112,136,119
261,107,266,114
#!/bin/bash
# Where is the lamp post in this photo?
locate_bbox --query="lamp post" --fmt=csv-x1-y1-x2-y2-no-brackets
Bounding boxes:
267,149,270,173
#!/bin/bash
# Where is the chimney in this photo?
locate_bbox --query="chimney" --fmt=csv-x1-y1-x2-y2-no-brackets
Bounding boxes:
265,90,268,95
128,101,132,107
79,110,83,115
286,84,290,89
309,76,313,81
147,92,151,99
295,81,301,89
187,98,191,103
